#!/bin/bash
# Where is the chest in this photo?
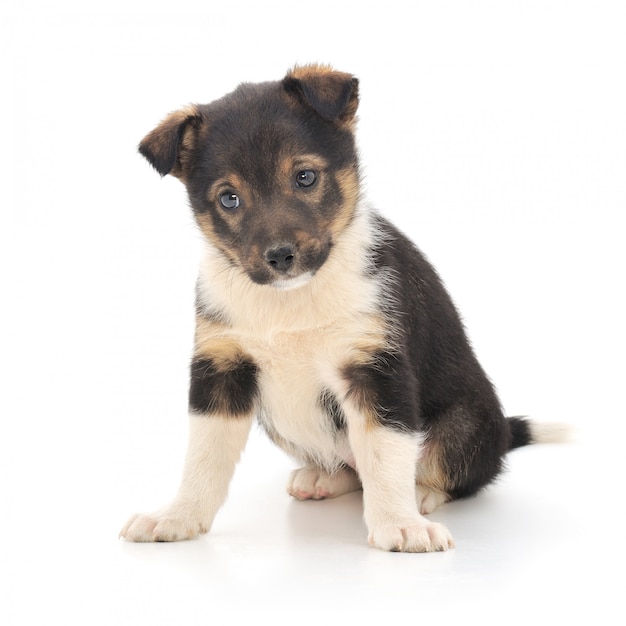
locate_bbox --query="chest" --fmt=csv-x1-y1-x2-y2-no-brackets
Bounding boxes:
241,327,354,471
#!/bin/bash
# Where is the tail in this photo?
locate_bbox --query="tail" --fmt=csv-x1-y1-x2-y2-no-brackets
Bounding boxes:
507,416,573,450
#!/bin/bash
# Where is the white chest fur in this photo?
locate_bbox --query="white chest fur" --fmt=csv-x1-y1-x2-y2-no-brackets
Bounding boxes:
248,328,353,470
196,208,386,471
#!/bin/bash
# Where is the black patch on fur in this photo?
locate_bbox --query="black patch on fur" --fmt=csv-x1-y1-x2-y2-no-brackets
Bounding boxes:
342,353,420,431
319,389,346,432
507,416,532,449
189,357,258,417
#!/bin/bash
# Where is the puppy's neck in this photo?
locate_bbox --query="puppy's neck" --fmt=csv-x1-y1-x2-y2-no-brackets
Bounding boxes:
196,204,380,337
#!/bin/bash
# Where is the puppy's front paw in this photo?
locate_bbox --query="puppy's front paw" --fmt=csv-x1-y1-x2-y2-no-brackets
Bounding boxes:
368,520,455,553
120,507,209,543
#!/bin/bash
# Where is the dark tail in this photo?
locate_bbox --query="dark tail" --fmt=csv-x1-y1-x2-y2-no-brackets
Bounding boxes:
507,416,572,450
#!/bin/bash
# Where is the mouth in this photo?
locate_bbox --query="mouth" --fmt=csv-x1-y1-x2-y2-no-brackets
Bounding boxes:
270,271,314,291
242,239,331,289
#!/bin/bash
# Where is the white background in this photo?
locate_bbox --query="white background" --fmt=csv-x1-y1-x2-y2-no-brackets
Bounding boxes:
1,1,625,624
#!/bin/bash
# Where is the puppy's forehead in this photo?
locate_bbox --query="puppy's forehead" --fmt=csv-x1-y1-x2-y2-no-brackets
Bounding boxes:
199,81,350,177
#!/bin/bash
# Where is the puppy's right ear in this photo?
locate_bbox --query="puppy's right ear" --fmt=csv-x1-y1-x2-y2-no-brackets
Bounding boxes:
139,105,202,180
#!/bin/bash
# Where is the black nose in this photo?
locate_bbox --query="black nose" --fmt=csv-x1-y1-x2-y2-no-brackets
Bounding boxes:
265,245,295,272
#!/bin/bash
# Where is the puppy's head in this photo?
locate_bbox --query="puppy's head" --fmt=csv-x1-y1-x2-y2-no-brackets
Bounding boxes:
139,64,360,289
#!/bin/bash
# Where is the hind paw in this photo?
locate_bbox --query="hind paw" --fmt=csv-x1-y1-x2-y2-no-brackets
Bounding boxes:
416,486,449,514
287,465,361,500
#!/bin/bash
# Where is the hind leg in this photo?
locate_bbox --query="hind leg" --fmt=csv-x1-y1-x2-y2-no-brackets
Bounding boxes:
417,404,511,507
288,465,362,500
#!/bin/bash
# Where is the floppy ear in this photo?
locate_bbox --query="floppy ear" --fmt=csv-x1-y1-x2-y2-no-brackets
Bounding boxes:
283,64,359,124
138,105,202,179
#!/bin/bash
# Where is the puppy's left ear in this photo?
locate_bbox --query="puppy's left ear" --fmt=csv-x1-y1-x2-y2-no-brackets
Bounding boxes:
283,65,359,124
139,105,202,180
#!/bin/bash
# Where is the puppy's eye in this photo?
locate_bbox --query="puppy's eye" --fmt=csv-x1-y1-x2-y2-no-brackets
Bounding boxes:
295,170,317,188
219,192,240,210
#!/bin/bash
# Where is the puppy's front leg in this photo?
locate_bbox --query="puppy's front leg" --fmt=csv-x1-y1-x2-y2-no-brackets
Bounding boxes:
121,413,253,542
341,357,455,553
347,419,454,552
121,347,258,542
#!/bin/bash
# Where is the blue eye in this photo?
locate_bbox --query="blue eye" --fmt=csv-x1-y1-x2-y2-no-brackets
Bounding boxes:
220,192,240,209
295,170,316,188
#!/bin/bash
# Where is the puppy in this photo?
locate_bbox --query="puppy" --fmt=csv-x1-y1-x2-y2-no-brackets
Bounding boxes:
121,64,564,552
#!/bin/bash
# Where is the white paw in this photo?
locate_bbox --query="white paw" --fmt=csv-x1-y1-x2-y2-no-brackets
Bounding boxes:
120,506,209,543
368,519,455,553
287,466,361,500
416,486,449,515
